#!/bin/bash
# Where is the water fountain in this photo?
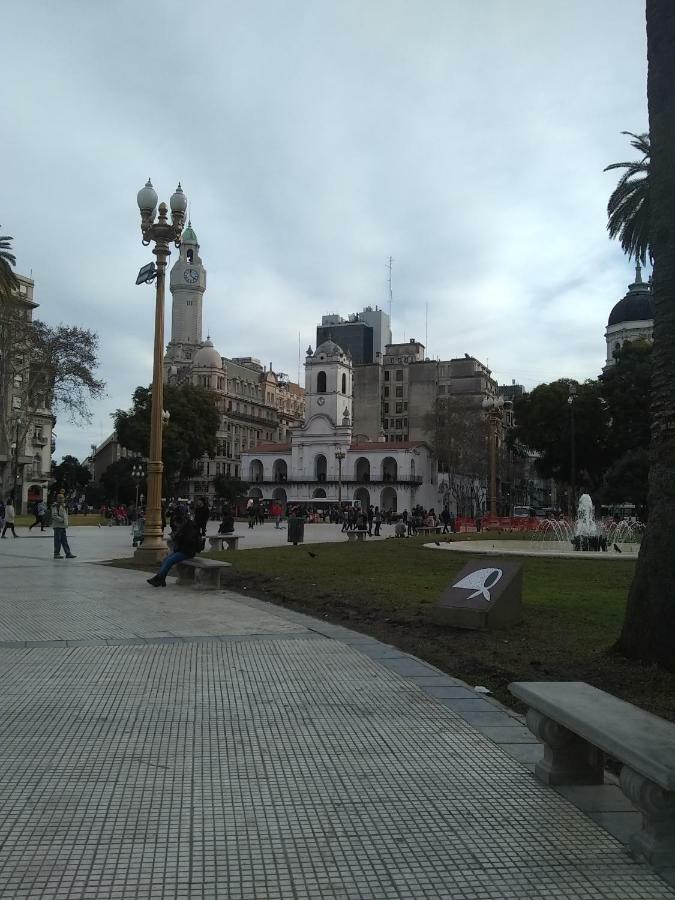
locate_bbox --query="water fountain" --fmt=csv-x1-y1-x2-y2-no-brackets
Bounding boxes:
571,493,607,552
427,493,644,558
534,493,643,554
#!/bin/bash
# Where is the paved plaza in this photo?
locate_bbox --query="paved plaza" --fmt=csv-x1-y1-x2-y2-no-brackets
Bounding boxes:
0,530,673,898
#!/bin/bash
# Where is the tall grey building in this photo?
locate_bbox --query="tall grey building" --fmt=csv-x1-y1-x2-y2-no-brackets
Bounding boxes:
316,306,392,365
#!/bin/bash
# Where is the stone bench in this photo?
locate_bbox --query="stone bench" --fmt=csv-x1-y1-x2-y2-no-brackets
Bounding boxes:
346,529,368,542
510,680,675,866
208,534,244,551
176,557,232,589
416,526,441,535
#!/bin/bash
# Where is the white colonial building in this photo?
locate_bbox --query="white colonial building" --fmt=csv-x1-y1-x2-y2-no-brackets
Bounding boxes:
241,340,439,513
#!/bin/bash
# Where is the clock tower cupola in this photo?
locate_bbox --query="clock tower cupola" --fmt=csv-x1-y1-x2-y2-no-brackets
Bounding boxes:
168,221,206,347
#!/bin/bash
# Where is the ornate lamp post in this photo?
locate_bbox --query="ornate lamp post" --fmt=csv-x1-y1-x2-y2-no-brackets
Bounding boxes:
481,396,504,521
12,416,22,507
131,461,145,510
134,179,187,562
568,382,577,517
335,448,346,508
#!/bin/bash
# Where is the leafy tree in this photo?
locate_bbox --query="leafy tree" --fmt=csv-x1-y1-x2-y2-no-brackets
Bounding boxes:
51,454,91,494
605,132,651,265
599,340,652,458
617,0,675,670
99,458,143,506
114,383,220,494
599,448,650,515
0,304,105,495
84,481,106,509
213,474,248,504
512,380,610,491
0,231,18,297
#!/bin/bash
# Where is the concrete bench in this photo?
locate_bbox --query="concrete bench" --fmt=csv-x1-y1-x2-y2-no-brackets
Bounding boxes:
176,557,232,589
208,534,244,551
510,680,675,866
346,529,368,542
416,526,441,535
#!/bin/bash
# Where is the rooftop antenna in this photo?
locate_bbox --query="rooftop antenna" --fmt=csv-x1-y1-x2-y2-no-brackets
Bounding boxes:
387,256,393,321
425,302,428,355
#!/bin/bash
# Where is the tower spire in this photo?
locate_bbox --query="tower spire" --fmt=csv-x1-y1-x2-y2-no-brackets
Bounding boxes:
635,259,643,283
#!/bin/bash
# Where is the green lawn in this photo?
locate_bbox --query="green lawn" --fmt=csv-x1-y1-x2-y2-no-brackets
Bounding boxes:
15,515,105,527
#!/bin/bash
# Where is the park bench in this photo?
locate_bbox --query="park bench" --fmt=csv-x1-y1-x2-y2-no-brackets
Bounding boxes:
176,557,232,589
416,525,441,535
207,534,244,551
346,529,368,542
510,680,675,866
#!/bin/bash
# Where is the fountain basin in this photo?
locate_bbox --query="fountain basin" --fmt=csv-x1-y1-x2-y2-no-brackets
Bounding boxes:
425,539,639,559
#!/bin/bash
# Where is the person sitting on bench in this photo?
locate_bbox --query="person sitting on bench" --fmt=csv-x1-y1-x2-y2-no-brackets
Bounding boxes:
218,507,235,534
147,515,202,587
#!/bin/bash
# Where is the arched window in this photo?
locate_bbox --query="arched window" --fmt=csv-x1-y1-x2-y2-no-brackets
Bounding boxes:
187,249,194,263
341,373,347,394
317,371,327,393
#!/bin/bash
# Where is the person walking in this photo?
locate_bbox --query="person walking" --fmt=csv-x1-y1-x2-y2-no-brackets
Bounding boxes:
374,506,382,536
52,493,76,558
147,515,202,587
367,504,374,537
194,497,209,537
29,499,47,532
441,507,451,534
1,499,17,538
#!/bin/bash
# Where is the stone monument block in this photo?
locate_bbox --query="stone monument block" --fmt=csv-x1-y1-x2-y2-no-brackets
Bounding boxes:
433,558,523,629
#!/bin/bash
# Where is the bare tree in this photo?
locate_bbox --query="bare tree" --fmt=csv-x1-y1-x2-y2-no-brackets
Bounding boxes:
0,299,105,495
425,396,488,516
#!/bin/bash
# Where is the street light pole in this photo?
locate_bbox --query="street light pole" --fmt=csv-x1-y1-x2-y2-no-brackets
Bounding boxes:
568,383,577,517
134,180,187,563
335,448,345,508
481,396,504,521
13,416,22,508
131,462,145,510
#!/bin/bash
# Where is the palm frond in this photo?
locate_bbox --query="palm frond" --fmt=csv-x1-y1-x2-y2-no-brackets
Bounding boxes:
604,132,651,264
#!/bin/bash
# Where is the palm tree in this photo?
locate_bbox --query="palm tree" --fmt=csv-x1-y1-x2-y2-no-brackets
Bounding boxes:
616,1,675,671
0,231,19,297
604,132,651,265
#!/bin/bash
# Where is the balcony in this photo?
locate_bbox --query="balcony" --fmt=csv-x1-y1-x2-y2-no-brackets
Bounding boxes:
256,475,424,486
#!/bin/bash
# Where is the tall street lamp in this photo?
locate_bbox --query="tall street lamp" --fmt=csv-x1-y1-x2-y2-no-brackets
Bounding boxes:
481,396,504,521
134,179,187,562
12,416,22,508
568,382,577,517
335,448,345,508
131,461,145,510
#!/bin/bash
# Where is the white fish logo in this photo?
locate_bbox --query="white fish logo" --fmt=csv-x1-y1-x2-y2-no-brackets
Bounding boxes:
452,568,503,602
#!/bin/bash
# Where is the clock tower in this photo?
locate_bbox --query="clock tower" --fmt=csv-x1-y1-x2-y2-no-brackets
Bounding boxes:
168,221,206,349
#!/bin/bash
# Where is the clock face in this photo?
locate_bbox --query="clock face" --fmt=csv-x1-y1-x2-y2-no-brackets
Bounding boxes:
317,396,325,406
184,268,199,284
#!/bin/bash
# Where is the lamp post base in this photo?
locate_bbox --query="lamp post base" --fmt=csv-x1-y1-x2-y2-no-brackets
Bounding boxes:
134,543,168,566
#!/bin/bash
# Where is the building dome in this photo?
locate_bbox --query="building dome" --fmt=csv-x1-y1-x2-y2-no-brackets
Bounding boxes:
193,338,222,369
181,221,198,244
608,264,653,327
314,339,348,358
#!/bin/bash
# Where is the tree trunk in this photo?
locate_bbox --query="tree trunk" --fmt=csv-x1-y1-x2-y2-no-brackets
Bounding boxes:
617,0,675,670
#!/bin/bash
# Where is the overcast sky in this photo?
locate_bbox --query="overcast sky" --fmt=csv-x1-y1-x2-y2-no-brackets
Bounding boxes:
3,1,648,462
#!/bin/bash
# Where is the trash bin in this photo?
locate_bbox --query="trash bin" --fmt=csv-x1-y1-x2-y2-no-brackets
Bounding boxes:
287,516,304,546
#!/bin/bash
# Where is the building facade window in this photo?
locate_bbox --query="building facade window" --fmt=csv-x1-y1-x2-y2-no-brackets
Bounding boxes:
317,371,327,393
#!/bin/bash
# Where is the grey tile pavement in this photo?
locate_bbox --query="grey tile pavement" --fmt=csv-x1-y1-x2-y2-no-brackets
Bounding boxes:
0,548,671,898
